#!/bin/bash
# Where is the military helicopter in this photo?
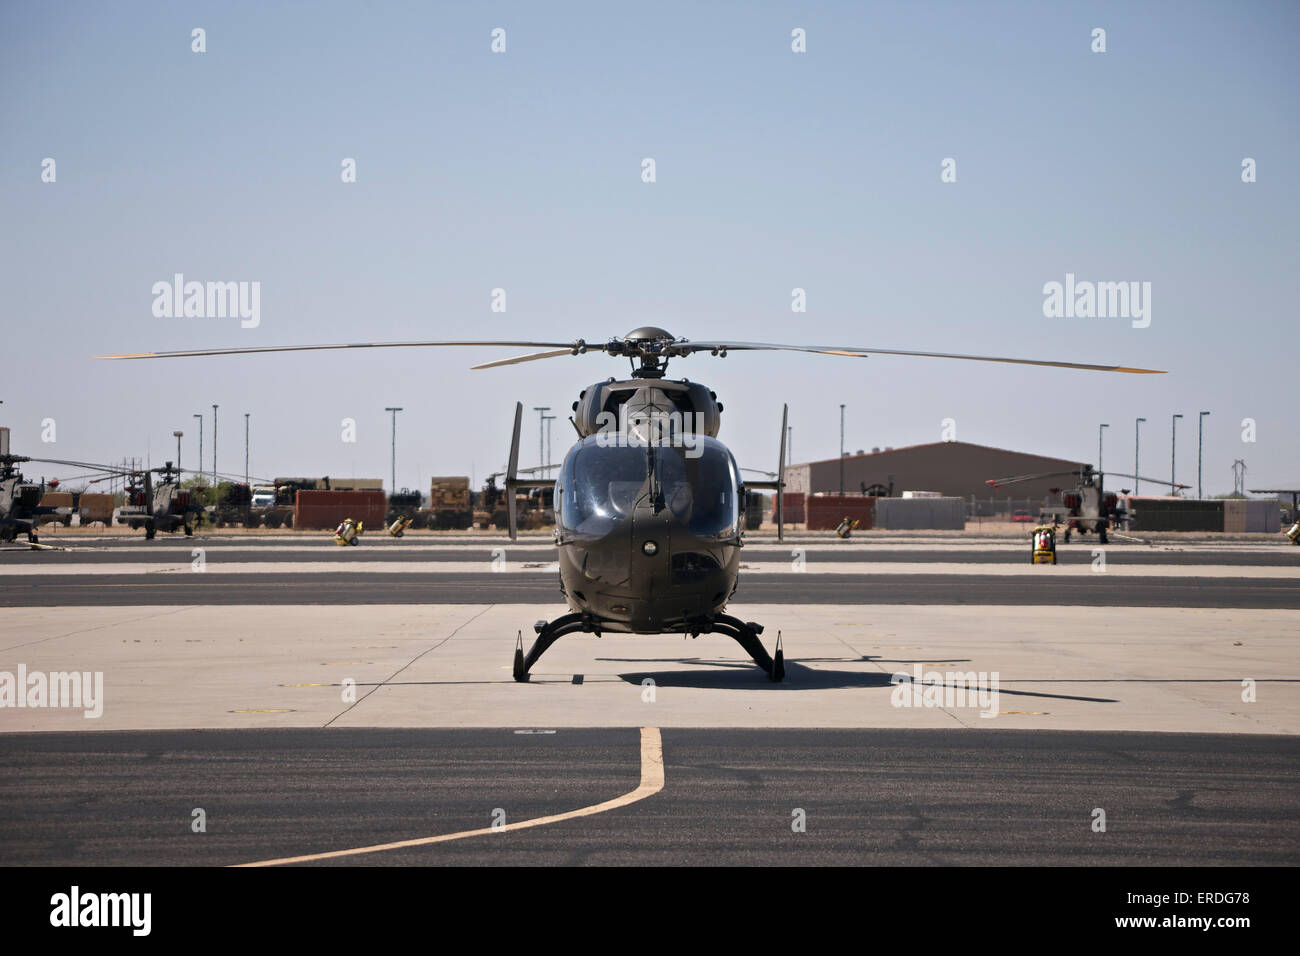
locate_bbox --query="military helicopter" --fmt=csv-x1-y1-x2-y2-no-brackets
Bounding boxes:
986,464,1190,542
0,427,123,547
105,461,204,539
99,327,1163,680
0,428,55,545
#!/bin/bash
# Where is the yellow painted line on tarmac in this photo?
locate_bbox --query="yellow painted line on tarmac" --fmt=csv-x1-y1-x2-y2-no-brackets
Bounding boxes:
233,727,664,867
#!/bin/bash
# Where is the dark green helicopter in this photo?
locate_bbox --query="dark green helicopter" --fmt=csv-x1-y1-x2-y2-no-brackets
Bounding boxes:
99,327,1163,681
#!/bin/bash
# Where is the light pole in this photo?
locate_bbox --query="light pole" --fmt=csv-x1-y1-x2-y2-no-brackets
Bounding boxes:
1170,413,1183,495
385,407,403,493
543,415,556,470
173,431,183,472
212,404,218,487
1134,417,1146,494
1099,423,1109,472
193,414,203,484
787,425,793,463
1198,411,1210,500
839,404,846,495
244,413,250,484
533,407,550,469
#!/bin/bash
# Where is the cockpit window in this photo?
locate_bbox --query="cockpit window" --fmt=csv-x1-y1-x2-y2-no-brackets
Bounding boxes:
560,440,650,537
559,436,740,539
654,440,740,537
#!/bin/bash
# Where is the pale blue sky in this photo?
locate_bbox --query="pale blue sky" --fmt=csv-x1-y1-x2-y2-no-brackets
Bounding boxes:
2,1,1296,494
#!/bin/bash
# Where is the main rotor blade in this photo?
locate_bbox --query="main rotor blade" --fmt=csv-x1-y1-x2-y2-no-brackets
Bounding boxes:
95,341,590,360
472,349,579,370
682,342,1164,374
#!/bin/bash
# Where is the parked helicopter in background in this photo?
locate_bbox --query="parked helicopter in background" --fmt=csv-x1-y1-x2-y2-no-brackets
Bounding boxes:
987,464,1189,542
0,428,55,545
100,327,1164,680
0,427,122,547
106,462,204,539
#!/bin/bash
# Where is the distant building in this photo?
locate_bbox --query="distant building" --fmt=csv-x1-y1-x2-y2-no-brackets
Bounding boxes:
784,441,1086,503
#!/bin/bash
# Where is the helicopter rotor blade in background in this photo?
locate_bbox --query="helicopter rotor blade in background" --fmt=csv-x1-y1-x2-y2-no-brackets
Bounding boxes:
1100,472,1191,489
680,342,1165,375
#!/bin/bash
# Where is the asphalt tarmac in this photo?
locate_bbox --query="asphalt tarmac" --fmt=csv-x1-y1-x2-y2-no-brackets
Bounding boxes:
1,727,1294,866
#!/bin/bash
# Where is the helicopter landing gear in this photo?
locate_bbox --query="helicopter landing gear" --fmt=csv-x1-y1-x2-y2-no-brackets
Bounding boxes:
145,519,157,541
512,613,599,682
184,524,193,536
707,614,785,681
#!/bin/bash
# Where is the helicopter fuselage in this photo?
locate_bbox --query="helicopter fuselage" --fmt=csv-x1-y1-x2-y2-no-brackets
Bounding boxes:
553,376,747,633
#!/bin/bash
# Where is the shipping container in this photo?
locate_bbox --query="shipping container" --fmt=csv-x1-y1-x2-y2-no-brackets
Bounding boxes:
78,493,115,526
294,490,388,530
875,496,965,530
803,494,876,531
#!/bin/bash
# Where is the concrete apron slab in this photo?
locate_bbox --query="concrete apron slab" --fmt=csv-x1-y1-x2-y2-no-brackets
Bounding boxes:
1,604,1295,734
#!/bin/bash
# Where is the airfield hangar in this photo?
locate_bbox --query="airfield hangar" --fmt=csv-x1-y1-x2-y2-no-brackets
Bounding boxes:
783,441,1086,507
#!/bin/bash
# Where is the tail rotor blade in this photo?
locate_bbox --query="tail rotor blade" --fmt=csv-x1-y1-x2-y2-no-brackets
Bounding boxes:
506,402,523,542
777,403,788,543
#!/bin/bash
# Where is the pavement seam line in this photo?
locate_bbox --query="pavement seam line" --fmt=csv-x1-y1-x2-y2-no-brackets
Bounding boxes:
231,726,664,867
322,605,495,728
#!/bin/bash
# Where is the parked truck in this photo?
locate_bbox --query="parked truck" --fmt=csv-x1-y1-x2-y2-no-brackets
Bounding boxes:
429,476,473,530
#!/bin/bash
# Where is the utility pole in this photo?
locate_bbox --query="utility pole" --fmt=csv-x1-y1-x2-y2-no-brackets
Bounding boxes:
1098,423,1109,473
543,415,556,470
1170,413,1183,495
533,407,550,468
212,404,218,487
839,404,845,495
385,407,403,493
193,414,203,485
787,425,793,463
173,431,183,473
244,413,250,484
1134,417,1146,494
1198,411,1210,500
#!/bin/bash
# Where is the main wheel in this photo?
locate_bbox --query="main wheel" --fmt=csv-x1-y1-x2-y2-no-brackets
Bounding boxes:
513,645,528,682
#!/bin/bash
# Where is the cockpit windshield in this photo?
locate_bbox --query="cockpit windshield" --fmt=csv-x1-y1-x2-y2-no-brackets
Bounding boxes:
558,436,740,539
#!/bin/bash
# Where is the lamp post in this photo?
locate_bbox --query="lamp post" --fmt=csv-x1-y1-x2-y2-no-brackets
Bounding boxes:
1198,411,1210,499
384,407,403,493
173,431,183,472
212,404,218,487
193,414,203,484
244,413,250,484
533,407,550,469
1134,417,1146,494
543,415,556,470
839,404,845,495
1099,423,1109,472
1171,413,1183,495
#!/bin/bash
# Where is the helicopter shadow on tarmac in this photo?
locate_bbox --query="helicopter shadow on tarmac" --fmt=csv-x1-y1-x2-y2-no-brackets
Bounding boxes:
600,655,1119,700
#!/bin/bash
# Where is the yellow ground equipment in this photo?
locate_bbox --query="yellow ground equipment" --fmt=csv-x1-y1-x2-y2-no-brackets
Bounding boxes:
1031,524,1058,564
333,518,363,546
388,515,412,537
